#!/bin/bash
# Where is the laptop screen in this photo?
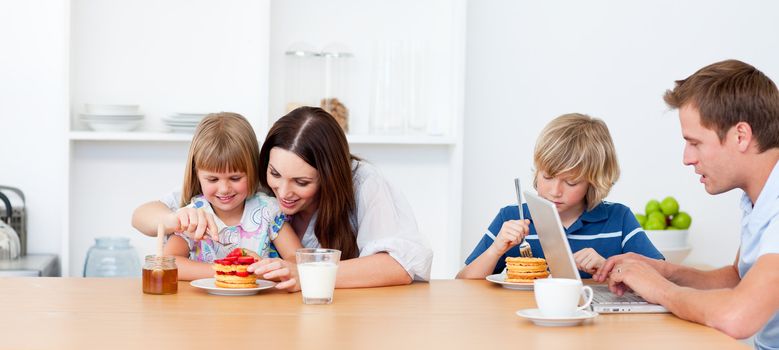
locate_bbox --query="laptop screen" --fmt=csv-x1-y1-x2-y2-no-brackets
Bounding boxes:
523,190,582,281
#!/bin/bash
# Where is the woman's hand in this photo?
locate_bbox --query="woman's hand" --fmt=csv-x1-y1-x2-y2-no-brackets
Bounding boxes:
248,258,300,292
166,207,218,241
487,219,530,256
573,248,606,274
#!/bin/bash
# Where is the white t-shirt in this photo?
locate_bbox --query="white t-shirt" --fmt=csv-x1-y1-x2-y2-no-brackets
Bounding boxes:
161,160,433,281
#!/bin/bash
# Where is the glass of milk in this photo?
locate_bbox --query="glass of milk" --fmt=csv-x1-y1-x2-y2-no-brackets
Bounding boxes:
296,248,341,304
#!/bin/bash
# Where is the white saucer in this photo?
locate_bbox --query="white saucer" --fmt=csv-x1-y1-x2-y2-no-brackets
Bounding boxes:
190,278,275,296
486,274,534,290
516,308,598,327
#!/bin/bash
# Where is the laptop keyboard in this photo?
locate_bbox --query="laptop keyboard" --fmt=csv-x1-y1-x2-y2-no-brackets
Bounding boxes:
591,285,648,304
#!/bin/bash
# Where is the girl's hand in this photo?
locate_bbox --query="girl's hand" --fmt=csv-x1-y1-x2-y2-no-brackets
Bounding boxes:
573,248,606,274
167,207,218,241
488,219,530,256
248,258,300,292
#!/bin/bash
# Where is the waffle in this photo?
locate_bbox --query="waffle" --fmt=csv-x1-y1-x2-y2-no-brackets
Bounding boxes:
213,248,258,288
505,257,549,283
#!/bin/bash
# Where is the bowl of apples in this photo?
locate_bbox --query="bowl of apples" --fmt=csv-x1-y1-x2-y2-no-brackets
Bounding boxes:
634,196,692,263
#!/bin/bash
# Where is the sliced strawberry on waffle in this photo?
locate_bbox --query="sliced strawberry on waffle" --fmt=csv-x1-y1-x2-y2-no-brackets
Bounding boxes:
213,248,259,288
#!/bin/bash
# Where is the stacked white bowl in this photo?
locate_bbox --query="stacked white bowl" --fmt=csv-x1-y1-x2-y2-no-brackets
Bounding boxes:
80,104,144,132
644,229,691,263
162,113,207,133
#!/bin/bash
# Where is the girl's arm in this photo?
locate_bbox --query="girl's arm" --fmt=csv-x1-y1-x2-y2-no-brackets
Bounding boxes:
133,201,175,237
164,235,213,281
272,223,303,261
133,201,218,241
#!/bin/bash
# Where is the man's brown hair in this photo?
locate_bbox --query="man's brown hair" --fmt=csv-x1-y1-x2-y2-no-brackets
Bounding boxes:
663,59,779,152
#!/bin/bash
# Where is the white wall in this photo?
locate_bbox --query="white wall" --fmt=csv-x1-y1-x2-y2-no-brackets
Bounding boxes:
463,0,779,268
67,0,271,276
0,0,68,256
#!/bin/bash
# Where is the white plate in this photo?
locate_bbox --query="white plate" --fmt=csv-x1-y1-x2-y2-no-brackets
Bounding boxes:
190,278,276,296
83,120,141,132
486,273,534,290
167,125,198,134
516,308,598,327
80,114,144,120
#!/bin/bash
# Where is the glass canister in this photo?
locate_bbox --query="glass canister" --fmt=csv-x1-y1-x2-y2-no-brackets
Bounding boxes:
142,255,178,295
320,43,353,133
83,237,141,277
284,42,323,114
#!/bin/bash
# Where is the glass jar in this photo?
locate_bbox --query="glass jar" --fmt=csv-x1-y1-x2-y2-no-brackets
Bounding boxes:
142,255,178,295
83,237,141,277
320,43,353,133
284,42,322,113
284,42,353,133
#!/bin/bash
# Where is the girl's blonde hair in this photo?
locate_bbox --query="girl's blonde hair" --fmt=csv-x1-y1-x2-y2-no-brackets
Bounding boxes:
180,112,261,207
532,113,620,211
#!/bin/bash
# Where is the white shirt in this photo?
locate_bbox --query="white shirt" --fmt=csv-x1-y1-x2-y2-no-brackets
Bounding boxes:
160,160,433,281
737,160,779,350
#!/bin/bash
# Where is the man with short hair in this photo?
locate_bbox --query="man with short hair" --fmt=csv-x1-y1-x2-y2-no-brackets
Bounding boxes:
594,59,779,349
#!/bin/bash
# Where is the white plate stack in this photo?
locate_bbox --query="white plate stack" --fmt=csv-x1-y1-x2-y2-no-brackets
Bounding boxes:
80,104,144,132
162,113,208,133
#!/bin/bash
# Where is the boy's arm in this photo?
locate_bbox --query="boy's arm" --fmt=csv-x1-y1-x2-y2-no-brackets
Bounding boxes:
164,235,213,281
456,246,503,279
272,223,303,261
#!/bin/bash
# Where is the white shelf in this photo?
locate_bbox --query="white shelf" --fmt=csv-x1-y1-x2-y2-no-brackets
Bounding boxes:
347,134,456,145
69,130,456,145
69,131,193,142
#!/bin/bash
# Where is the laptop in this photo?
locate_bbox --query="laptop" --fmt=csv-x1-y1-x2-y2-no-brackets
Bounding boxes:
523,190,669,313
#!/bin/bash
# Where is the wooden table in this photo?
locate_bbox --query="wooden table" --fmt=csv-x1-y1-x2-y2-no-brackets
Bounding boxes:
0,278,747,349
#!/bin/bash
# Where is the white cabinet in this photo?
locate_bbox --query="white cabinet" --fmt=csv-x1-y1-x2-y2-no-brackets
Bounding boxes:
65,0,465,279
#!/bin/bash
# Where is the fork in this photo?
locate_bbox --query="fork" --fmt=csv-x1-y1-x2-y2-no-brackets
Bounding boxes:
514,178,533,257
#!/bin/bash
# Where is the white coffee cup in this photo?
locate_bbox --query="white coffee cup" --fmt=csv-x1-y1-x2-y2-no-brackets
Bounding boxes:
533,278,593,317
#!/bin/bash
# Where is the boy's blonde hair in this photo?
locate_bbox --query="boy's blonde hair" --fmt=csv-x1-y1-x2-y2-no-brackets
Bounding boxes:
532,113,620,211
181,112,261,207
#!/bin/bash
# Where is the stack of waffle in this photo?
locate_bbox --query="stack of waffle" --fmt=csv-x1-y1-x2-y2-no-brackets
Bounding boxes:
213,248,258,288
505,257,549,283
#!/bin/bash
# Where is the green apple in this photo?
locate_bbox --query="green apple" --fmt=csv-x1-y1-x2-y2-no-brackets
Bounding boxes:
671,211,692,229
646,211,667,229
644,217,666,230
645,199,661,215
660,196,680,216
634,213,647,228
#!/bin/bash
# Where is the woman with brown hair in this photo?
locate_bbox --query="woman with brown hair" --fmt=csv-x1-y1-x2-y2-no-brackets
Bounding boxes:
132,107,432,290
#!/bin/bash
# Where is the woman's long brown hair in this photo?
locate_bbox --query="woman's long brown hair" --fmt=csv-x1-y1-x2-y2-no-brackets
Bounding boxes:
259,107,359,259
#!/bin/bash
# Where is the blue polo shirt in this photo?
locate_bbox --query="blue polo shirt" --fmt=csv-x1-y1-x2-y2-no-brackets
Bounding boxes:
464,201,664,278
737,160,779,350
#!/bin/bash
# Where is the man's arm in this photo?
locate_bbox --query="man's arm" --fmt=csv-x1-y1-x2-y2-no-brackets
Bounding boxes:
637,254,779,339
658,249,741,289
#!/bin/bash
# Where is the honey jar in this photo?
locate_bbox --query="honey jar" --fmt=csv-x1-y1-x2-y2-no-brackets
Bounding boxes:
142,255,178,295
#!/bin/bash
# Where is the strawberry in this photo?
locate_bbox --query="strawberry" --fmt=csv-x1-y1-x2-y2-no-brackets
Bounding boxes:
237,256,255,265
227,248,243,258
235,271,249,277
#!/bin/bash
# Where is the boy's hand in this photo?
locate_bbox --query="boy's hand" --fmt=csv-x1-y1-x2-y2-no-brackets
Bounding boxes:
488,219,530,256
573,248,606,274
